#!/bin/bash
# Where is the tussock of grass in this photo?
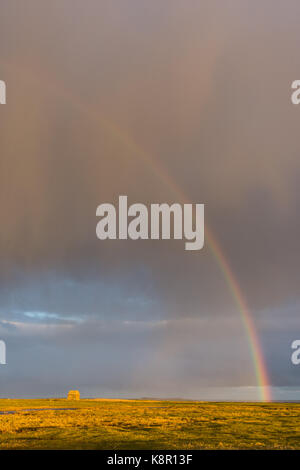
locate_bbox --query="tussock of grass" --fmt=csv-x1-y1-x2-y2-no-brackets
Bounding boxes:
0,399,299,449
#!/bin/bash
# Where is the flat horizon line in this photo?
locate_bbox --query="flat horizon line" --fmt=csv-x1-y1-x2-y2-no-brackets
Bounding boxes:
0,397,299,403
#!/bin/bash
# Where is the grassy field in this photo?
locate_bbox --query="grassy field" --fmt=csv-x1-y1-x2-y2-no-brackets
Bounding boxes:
0,399,299,449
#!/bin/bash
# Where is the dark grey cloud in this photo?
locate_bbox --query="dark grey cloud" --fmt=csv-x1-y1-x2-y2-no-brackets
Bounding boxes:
0,0,299,398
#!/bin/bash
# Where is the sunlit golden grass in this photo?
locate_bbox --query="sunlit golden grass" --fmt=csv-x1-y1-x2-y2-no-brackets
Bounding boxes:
0,399,299,449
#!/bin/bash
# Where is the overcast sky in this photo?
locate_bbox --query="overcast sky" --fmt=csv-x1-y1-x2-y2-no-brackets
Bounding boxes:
0,0,299,399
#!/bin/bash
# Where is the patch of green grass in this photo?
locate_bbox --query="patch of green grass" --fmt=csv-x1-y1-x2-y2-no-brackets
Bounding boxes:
0,399,299,449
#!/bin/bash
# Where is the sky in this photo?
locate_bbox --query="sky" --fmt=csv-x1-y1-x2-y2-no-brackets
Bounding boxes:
0,0,299,400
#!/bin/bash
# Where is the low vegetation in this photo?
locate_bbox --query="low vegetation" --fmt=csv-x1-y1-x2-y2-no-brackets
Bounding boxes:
0,399,299,449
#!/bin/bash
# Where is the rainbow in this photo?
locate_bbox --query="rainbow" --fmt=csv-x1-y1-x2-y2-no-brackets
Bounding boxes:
97,124,272,402
4,60,272,401
113,135,271,401
206,227,271,401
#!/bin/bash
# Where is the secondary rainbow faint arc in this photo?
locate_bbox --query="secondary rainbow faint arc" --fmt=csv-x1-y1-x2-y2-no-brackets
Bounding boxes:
4,61,272,401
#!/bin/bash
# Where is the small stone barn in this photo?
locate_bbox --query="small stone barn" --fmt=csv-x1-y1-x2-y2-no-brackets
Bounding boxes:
67,390,80,400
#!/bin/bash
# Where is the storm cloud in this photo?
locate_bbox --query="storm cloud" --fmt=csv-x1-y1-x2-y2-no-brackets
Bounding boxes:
0,0,299,399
